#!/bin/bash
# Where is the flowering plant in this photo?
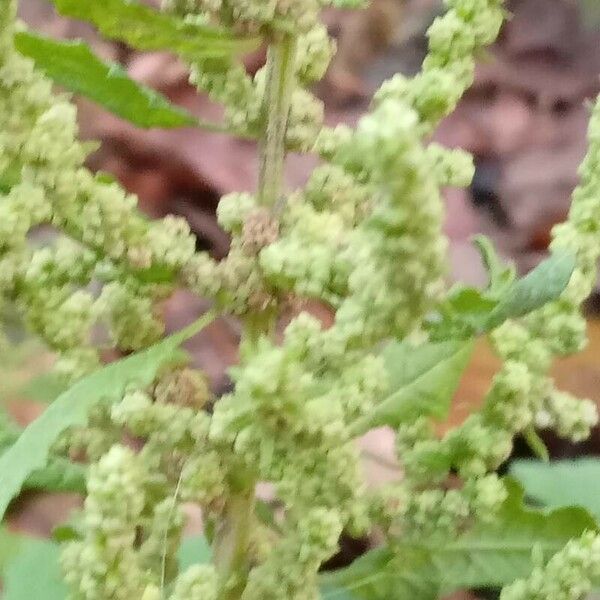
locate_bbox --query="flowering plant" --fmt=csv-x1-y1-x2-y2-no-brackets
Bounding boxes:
1,0,600,598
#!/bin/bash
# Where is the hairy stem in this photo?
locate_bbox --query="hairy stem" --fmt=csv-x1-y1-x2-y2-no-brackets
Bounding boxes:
213,34,297,599
257,34,297,207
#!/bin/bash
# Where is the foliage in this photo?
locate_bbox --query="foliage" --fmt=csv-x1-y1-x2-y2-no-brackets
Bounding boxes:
1,535,68,600
52,0,259,59
1,0,600,598
511,459,600,520
0,532,211,600
428,250,576,338
321,481,599,598
579,0,600,30
0,311,214,519
14,32,198,129
350,338,475,434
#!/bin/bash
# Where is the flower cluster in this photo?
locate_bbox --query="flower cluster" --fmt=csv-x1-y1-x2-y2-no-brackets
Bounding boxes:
165,0,330,148
396,97,600,490
377,472,507,540
210,312,387,530
373,0,504,130
500,532,600,600
243,508,342,600
61,445,165,599
60,367,228,599
4,0,600,598
169,565,218,600
0,2,197,378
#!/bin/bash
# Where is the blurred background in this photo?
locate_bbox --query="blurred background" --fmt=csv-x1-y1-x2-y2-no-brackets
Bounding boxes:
4,1,600,596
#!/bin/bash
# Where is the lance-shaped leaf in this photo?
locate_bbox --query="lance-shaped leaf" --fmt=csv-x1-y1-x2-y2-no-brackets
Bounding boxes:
484,251,576,330
511,458,600,521
350,339,474,435
429,250,576,339
0,311,215,520
53,0,259,59
0,409,86,493
14,32,198,129
319,480,598,599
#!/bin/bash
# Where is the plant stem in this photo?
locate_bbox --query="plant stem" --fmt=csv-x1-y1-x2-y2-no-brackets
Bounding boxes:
213,34,297,599
257,34,297,207
213,486,256,600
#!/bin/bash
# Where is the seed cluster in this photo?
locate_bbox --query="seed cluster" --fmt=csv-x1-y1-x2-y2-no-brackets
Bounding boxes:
3,0,600,597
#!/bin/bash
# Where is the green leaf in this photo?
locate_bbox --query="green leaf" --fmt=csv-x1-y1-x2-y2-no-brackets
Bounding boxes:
0,411,20,453
319,586,359,600
0,527,23,574
428,286,499,339
485,251,576,330
0,311,215,521
444,286,498,318
0,163,20,193
255,499,283,534
14,32,198,129
177,535,212,571
433,479,598,593
52,525,83,544
320,547,439,600
25,457,87,494
320,480,598,598
51,510,86,543
429,247,575,339
510,458,600,520
2,537,67,600
52,0,259,59
473,234,516,297
579,0,600,30
350,339,474,435
95,171,118,185
0,410,86,493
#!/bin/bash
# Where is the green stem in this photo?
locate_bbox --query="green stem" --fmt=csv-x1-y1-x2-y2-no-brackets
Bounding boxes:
1,0,16,34
213,486,256,600
257,34,297,207
212,33,297,600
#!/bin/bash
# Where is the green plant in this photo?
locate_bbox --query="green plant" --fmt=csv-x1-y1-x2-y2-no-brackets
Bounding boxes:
511,458,600,520
1,0,600,598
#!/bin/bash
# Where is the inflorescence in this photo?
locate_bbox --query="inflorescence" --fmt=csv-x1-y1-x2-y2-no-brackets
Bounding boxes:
2,0,600,598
